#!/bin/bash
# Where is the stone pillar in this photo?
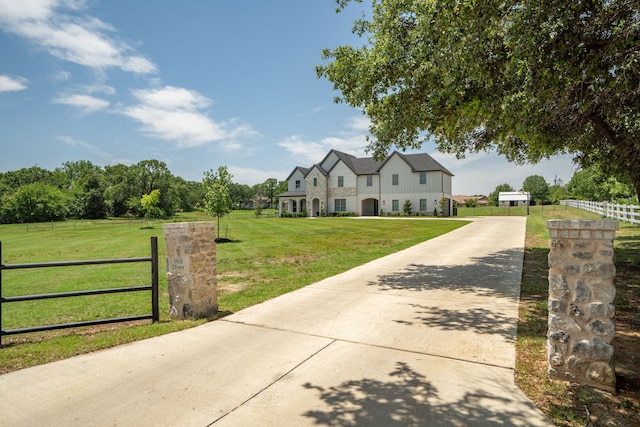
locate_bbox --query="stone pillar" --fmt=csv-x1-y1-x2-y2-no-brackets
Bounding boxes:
546,220,618,393
163,222,217,319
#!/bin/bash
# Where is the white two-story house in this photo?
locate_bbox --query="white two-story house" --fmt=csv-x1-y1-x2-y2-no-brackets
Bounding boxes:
278,150,454,217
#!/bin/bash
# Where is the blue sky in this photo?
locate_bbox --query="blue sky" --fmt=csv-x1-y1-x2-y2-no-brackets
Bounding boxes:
0,0,575,195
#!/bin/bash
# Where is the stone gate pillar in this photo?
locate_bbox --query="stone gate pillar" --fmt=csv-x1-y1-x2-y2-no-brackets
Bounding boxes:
546,220,618,393
163,222,217,319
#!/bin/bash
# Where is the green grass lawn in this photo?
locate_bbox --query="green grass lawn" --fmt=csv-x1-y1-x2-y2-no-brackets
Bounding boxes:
0,211,467,372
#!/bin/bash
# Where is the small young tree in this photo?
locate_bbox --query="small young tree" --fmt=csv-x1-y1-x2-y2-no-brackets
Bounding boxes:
439,198,448,217
202,166,233,238
403,199,412,216
140,189,161,228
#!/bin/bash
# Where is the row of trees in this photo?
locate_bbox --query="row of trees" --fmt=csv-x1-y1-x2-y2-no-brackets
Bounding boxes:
483,167,638,207
0,160,287,224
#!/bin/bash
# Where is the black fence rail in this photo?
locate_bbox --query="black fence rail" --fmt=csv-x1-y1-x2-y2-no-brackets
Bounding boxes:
0,237,159,345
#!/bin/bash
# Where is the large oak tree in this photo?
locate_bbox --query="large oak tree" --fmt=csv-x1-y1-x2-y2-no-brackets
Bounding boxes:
318,0,640,197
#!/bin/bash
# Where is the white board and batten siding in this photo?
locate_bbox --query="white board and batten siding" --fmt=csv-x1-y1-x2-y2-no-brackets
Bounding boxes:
287,169,307,192
327,161,357,213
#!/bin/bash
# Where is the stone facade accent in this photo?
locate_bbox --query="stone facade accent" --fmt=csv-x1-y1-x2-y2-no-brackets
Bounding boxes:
163,222,217,319
546,220,618,393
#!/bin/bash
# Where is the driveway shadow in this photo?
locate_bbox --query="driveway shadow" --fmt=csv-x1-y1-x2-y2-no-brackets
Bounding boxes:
368,248,524,301
393,304,517,343
303,361,544,426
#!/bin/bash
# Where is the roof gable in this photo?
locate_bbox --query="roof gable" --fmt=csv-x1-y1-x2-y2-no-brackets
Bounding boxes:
377,151,453,175
304,164,329,178
285,166,310,182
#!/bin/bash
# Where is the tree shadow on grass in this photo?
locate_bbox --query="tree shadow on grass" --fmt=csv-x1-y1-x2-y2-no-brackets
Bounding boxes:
303,361,544,426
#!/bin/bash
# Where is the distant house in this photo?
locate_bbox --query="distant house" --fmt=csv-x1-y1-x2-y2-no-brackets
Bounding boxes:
453,195,488,207
278,150,454,217
498,191,530,207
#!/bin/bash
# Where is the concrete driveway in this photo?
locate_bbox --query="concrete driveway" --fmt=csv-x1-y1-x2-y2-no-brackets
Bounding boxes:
0,216,553,426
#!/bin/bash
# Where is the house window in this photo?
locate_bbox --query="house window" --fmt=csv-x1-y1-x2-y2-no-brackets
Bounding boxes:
392,174,399,185
419,172,426,184
314,177,318,187
392,200,399,211
420,199,427,211
366,176,373,187
335,199,346,212
295,180,300,189
338,176,344,187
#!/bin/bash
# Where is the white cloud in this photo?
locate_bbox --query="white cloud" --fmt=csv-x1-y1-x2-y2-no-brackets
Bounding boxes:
346,115,371,132
278,115,371,164
53,93,109,112
132,85,211,111
84,84,115,95
122,86,255,148
51,70,71,81
0,74,28,92
278,135,329,164
0,0,156,73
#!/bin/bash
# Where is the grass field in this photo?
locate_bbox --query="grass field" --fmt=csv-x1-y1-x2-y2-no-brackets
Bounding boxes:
0,211,467,371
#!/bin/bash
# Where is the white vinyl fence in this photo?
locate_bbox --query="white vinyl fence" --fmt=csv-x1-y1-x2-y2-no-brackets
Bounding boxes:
561,200,640,225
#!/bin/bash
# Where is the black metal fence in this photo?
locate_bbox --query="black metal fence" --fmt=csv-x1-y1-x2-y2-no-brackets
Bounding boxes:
0,237,159,345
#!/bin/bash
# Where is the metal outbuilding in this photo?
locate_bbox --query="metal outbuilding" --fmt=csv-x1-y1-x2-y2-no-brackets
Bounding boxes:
498,191,530,207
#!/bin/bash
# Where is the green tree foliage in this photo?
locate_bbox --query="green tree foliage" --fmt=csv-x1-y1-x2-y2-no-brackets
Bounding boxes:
1,182,69,223
103,164,136,217
130,160,174,217
0,166,56,197
488,183,515,206
522,175,550,205
229,182,252,209
548,180,570,205
263,178,279,208
203,166,233,237
275,180,289,206
0,159,274,224
318,0,640,198
567,165,636,202
71,169,107,219
141,189,161,227
170,177,204,212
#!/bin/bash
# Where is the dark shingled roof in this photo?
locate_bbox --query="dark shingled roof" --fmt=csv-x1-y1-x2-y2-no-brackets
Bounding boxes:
288,150,454,182
285,166,310,182
395,152,454,175
277,190,307,198
329,150,453,176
